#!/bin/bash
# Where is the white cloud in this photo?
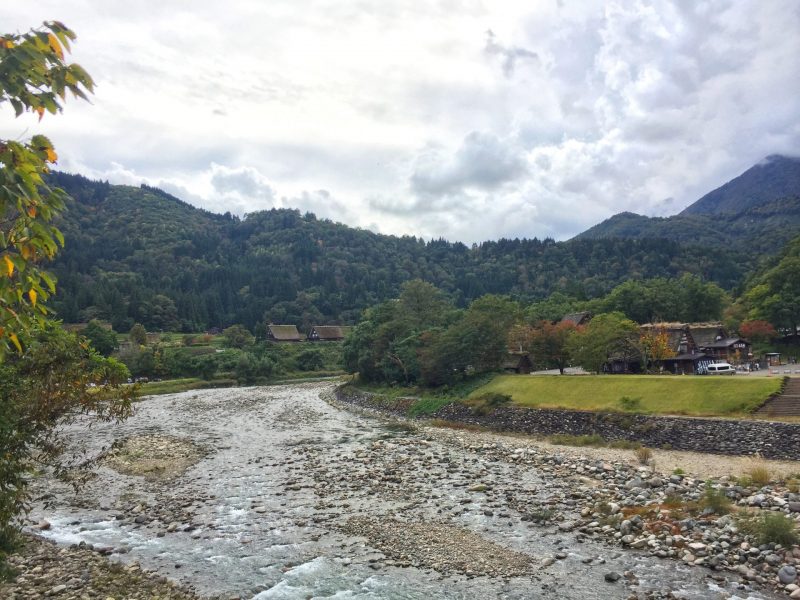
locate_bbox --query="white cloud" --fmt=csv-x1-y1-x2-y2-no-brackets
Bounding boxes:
0,0,798,242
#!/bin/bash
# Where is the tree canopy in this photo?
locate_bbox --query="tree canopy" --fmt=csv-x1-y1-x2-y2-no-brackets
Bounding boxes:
0,21,93,358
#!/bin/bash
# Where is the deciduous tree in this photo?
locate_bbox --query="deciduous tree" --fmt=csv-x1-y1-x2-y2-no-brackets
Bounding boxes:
566,312,639,374
0,21,93,358
527,320,579,374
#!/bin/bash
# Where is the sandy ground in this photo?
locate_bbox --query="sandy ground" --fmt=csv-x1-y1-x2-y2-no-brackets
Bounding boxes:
424,425,800,482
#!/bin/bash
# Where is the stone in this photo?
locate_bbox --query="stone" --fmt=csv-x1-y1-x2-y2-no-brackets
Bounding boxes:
604,572,621,582
47,584,67,595
779,565,798,585
38,520,51,530
687,542,706,552
788,502,800,513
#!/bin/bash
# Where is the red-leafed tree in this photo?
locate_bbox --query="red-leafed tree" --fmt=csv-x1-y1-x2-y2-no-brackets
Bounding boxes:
739,320,778,344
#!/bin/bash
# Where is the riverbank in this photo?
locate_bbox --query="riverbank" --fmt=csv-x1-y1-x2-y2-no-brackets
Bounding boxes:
1,534,201,600
5,383,797,599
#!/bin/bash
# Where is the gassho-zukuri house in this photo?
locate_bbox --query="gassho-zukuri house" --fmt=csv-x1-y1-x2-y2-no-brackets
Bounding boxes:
641,322,751,374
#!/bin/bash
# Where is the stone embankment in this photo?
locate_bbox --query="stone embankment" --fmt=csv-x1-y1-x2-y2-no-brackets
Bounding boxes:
335,386,800,460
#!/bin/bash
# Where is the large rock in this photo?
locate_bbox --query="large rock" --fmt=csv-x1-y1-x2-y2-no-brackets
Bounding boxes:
779,565,798,585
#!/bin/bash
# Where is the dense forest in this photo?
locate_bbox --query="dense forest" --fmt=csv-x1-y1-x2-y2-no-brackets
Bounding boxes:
47,172,772,333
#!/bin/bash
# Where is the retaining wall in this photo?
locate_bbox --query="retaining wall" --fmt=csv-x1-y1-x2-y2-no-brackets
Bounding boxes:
335,386,800,460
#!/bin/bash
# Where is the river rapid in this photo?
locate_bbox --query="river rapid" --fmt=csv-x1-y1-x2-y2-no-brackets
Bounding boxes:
29,383,783,600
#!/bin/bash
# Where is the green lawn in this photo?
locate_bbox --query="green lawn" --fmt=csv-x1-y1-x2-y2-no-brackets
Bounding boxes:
469,374,782,417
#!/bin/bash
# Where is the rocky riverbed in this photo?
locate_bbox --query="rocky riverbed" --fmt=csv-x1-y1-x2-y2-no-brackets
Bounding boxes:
3,382,798,599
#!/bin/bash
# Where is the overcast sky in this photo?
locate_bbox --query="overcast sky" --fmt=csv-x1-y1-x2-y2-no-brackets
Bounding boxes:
2,1,799,242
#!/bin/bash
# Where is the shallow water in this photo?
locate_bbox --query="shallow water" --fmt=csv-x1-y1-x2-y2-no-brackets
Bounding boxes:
32,383,782,599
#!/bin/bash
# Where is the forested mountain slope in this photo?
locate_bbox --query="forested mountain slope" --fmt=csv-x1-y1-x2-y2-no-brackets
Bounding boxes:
681,155,800,216
49,173,753,333
576,155,800,251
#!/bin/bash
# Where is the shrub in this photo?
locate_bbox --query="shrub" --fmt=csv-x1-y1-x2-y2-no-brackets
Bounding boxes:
548,434,605,447
478,392,512,407
619,396,642,412
739,512,798,546
470,392,512,416
745,456,771,487
700,482,731,515
634,446,653,465
673,467,685,475
748,466,771,487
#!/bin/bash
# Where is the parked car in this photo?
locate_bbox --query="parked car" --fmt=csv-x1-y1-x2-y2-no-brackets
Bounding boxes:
704,362,736,375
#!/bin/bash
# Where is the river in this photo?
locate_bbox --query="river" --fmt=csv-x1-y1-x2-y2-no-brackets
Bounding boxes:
29,383,783,599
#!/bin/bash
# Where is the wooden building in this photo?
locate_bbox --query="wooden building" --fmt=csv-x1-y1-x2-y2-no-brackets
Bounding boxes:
266,324,303,342
560,311,592,326
641,321,750,373
502,352,533,374
307,325,352,341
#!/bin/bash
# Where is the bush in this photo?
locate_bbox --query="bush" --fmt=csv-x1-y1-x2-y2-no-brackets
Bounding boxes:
478,392,512,407
619,396,642,411
294,347,325,371
470,392,512,416
548,434,605,447
746,458,771,487
700,482,731,515
634,446,653,465
739,512,798,546
1,327,133,575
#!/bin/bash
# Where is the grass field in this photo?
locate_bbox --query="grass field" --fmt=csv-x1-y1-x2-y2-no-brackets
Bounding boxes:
469,374,782,417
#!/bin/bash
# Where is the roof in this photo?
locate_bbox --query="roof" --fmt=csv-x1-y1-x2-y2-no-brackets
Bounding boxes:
561,311,592,325
664,352,710,361
309,326,352,339
687,323,727,348
502,352,531,369
640,324,695,353
267,324,302,341
704,337,747,349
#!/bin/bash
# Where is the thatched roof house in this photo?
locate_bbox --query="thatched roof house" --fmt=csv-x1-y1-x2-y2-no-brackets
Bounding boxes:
307,326,352,341
560,311,592,326
502,352,533,374
267,324,302,342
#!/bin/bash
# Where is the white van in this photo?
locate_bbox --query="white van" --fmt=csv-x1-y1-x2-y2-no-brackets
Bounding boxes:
705,362,736,375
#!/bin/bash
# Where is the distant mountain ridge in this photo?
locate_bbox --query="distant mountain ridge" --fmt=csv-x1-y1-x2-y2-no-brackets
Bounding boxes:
45,172,752,332
681,155,800,215
577,155,800,250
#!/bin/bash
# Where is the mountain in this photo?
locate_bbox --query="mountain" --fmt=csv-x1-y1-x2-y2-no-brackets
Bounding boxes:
681,154,800,215
46,172,752,333
577,155,800,251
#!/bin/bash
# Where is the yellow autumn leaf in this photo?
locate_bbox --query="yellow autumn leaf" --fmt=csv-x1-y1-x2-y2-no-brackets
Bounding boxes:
29,289,37,306
45,147,57,163
35,107,45,121
9,333,22,352
3,255,14,277
27,206,37,218
47,33,64,59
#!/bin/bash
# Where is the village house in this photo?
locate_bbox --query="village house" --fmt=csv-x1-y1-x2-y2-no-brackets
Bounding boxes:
266,324,303,342
560,311,592,326
502,352,533,374
641,322,751,374
307,325,352,341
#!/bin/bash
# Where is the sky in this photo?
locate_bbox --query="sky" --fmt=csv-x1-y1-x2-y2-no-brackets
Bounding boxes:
2,1,799,243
